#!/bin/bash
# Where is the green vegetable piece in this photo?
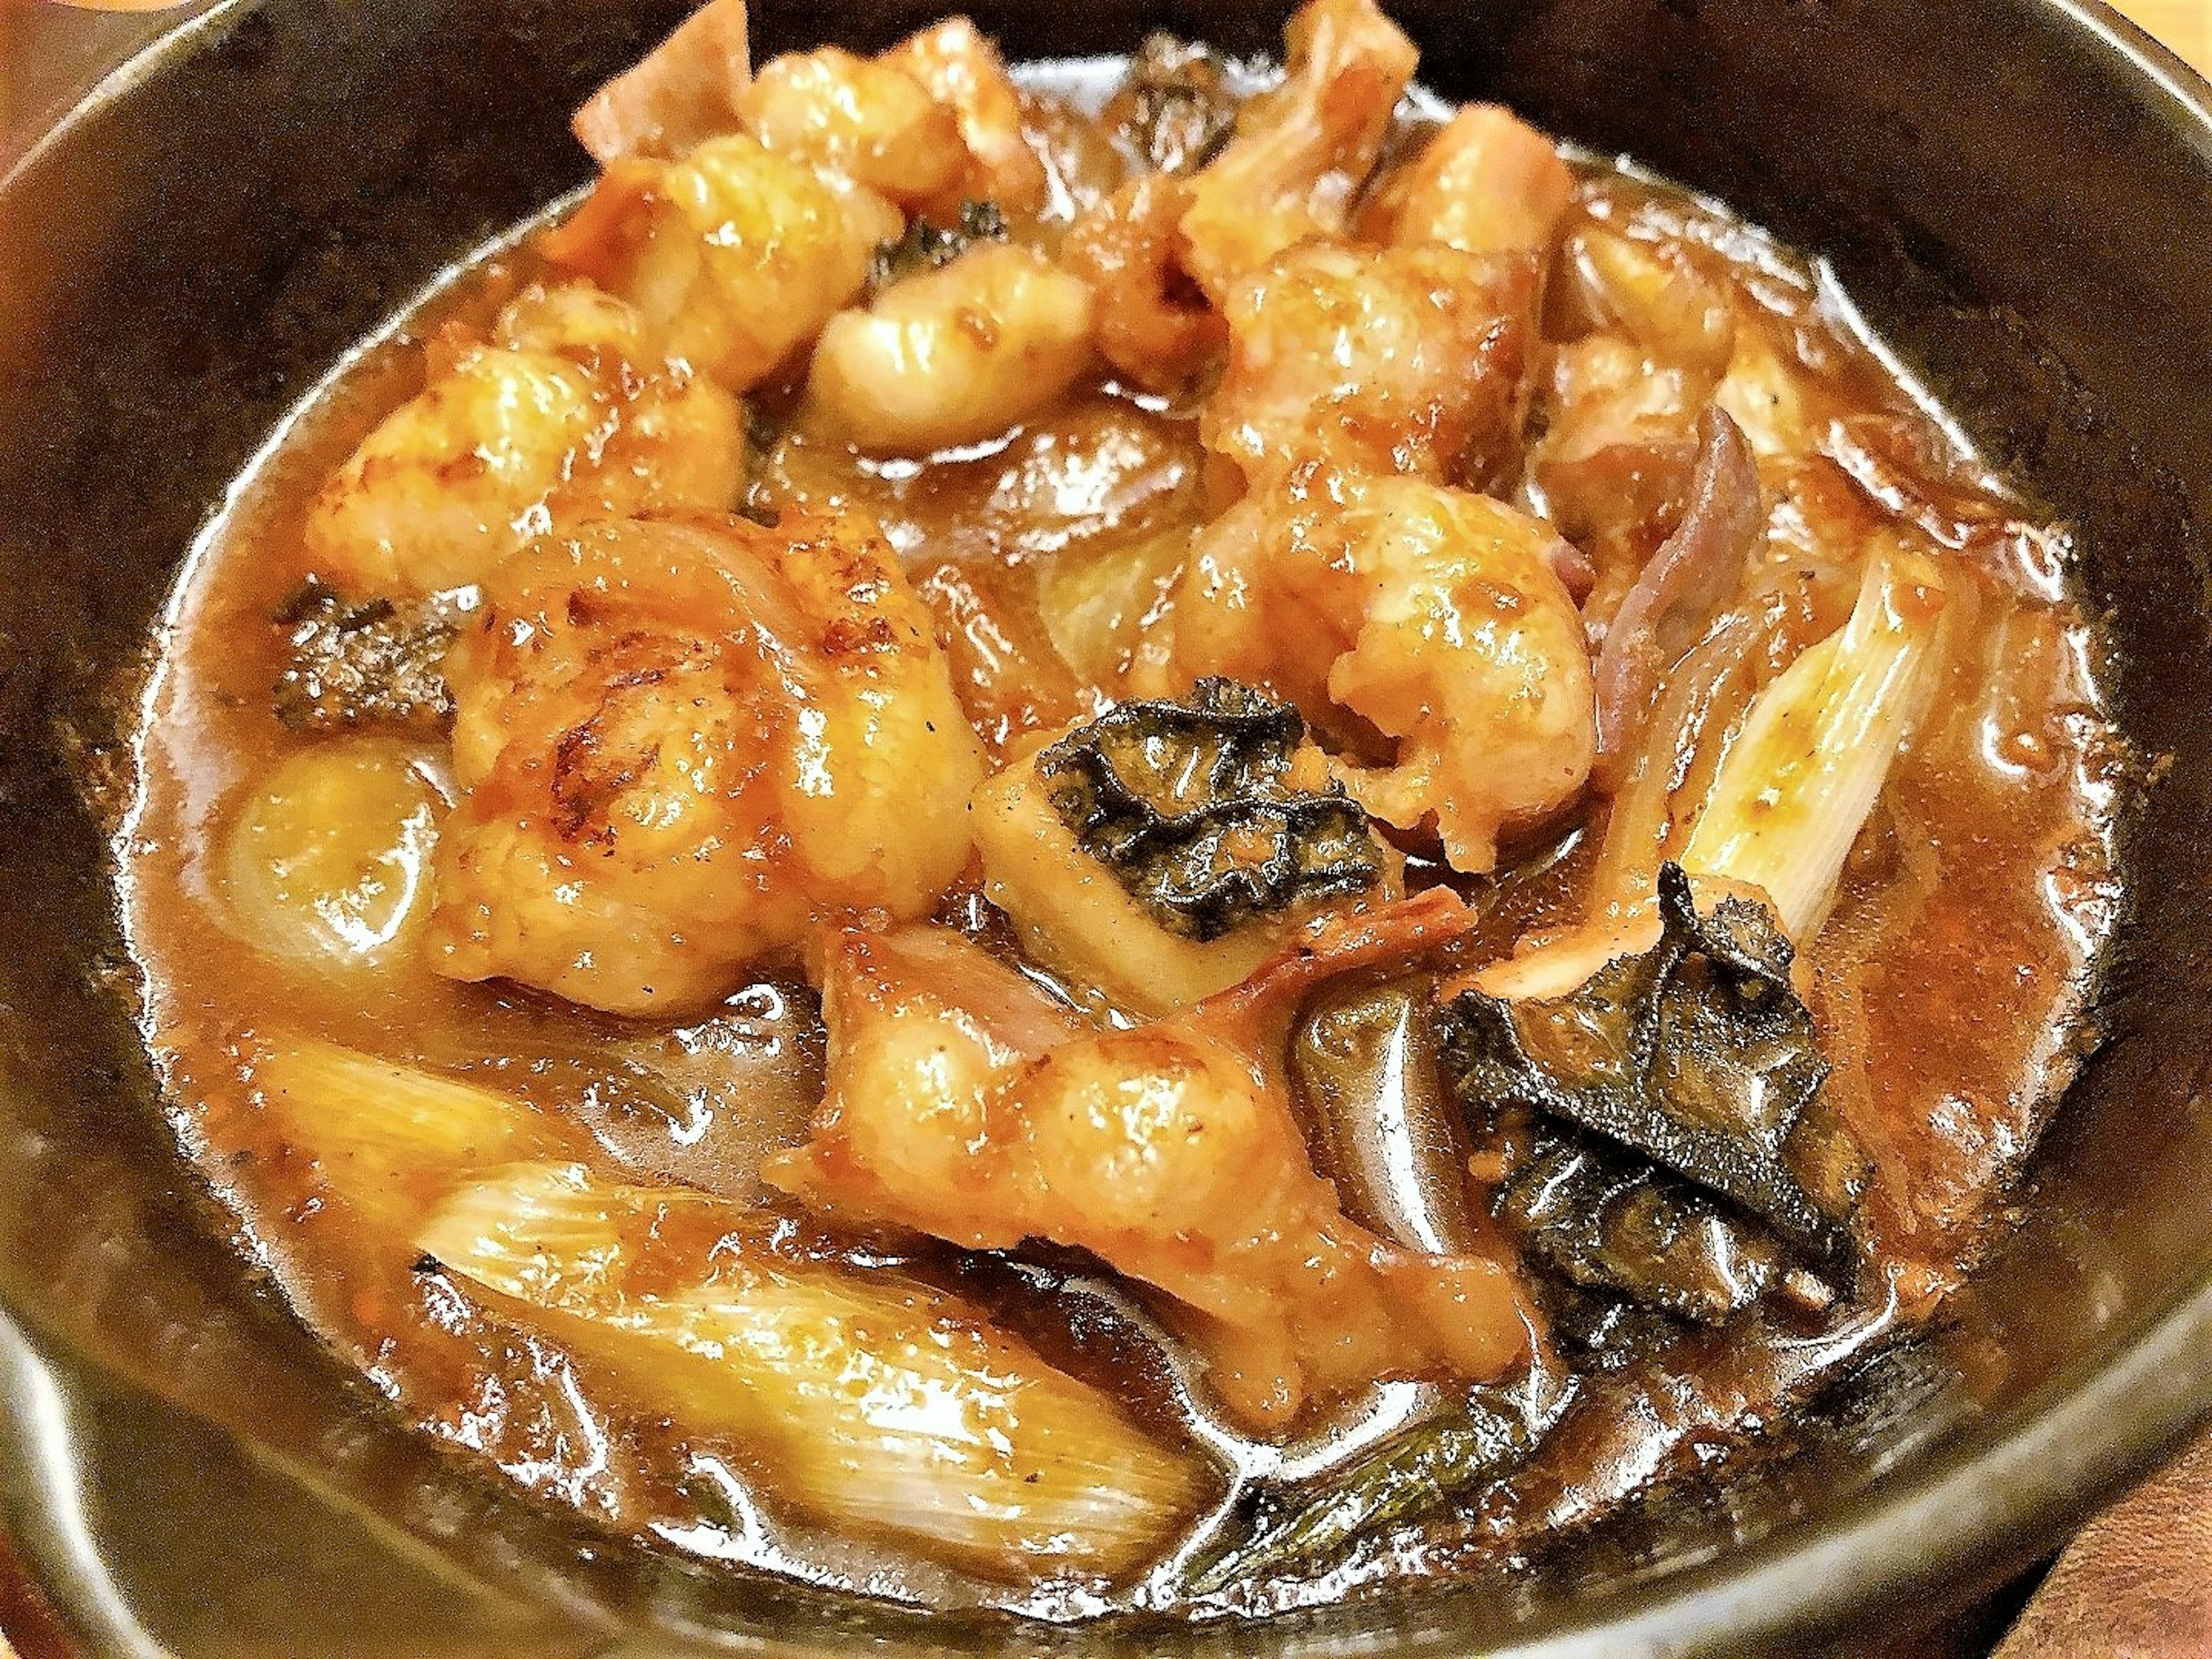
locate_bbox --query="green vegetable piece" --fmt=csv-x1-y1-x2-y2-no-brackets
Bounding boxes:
866,199,1009,295
1443,862,1855,1282
1036,677,1385,943
1181,1395,1528,1596
1499,1128,1813,1325
1120,33,1239,175
272,582,457,733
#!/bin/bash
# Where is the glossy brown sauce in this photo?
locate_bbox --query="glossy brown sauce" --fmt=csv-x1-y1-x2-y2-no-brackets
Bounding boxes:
120,56,2123,1620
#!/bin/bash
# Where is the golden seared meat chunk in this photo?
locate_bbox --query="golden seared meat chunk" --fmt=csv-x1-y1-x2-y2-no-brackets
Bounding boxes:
1177,0,1416,302
807,243,1097,456
768,895,1534,1434
1207,241,1539,489
302,282,744,596
544,133,902,392
1148,469,1596,874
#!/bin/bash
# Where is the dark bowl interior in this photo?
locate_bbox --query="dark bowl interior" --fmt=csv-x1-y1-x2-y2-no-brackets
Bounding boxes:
2,1,2210,1653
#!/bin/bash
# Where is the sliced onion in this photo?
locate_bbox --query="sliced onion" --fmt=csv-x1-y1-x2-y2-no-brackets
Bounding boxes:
1592,406,1765,789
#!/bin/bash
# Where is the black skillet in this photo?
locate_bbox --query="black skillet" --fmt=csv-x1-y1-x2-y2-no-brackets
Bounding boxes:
1,1,2210,1653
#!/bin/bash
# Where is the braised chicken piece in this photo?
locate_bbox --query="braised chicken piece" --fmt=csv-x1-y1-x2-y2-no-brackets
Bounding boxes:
766,893,1534,1433
807,243,1097,455
1177,0,1417,301
1144,471,1596,873
302,282,745,596
1368,103,1578,259
1206,243,1539,488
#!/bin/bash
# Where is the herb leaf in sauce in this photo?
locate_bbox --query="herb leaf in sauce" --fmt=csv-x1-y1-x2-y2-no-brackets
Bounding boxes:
1037,677,1385,942
1118,33,1240,175
272,581,457,733
1181,1392,1531,1596
866,199,1009,295
1444,863,1855,1291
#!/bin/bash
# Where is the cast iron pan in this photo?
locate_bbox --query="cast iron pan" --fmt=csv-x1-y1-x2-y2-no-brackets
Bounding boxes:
1,2,2210,1653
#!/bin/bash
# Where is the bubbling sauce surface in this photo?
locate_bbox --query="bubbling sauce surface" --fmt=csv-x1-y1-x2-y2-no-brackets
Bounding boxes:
122,12,2123,1621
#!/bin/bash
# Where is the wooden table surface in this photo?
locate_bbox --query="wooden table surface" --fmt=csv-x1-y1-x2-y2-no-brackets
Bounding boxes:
2108,0,2210,71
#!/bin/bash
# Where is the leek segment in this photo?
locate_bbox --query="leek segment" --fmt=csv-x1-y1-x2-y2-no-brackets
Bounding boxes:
1478,539,1949,1000
222,743,443,968
1682,539,1951,943
419,1162,1207,1580
251,1037,562,1237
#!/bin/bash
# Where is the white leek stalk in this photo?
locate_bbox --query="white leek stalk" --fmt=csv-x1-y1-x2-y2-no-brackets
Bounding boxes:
419,1162,1206,1580
1682,537,1950,942
1476,537,1949,1000
251,1038,560,1235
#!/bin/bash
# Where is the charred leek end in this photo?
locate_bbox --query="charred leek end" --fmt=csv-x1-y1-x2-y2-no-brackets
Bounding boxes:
250,1038,556,1236
406,1158,668,1308
419,1162,1209,1581
1682,537,1950,944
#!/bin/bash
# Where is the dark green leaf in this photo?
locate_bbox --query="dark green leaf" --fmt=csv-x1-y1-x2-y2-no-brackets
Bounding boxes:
1500,1128,1832,1325
271,581,457,733
1181,1394,1528,1596
1119,33,1240,175
1444,863,1855,1294
1037,678,1385,942
866,199,1009,295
